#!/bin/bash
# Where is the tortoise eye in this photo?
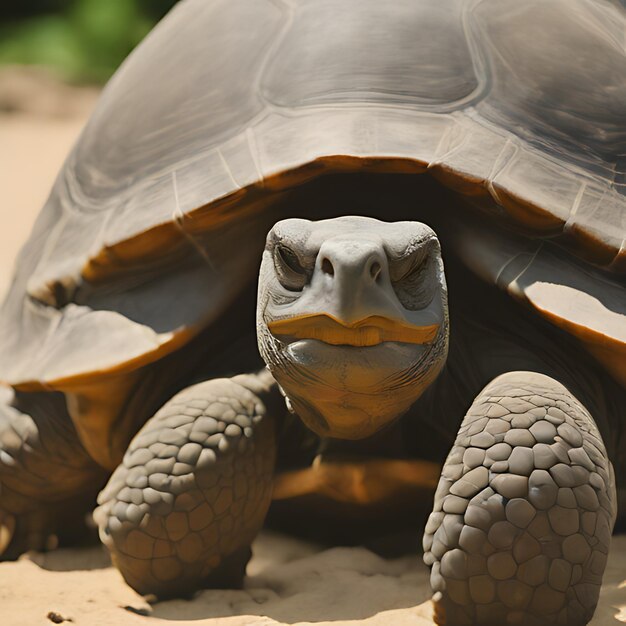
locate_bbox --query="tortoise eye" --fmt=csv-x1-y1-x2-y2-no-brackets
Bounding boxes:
391,245,438,311
274,245,307,292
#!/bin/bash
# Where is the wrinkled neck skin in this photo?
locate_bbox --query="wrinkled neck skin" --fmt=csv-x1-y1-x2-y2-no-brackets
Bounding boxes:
269,322,449,440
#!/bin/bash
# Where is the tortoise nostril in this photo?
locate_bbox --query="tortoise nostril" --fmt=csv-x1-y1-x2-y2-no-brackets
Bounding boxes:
370,261,382,281
321,257,334,276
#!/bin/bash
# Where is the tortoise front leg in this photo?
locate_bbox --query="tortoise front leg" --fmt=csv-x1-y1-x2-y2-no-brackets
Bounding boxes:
0,387,106,559
423,371,616,626
94,372,277,598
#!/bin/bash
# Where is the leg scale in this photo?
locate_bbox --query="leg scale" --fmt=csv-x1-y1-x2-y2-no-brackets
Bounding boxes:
424,372,616,626
95,377,276,598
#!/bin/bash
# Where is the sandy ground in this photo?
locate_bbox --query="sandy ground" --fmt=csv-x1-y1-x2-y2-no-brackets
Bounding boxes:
0,68,624,626
0,532,625,626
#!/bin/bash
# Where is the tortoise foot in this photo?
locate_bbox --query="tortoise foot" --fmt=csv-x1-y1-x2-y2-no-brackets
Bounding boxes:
423,371,616,626
94,375,276,599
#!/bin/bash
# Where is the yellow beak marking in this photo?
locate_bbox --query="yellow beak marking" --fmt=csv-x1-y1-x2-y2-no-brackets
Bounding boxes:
268,313,438,347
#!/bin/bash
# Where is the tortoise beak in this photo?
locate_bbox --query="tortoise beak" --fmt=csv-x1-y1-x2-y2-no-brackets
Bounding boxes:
268,313,439,347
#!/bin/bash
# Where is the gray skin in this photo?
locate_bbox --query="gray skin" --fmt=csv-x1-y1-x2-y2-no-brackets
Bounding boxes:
91,216,617,626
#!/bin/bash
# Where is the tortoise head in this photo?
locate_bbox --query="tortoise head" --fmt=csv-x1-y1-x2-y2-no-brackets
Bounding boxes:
257,216,449,439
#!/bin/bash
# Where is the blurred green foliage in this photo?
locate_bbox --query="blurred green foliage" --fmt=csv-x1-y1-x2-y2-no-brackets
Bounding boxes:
0,0,178,83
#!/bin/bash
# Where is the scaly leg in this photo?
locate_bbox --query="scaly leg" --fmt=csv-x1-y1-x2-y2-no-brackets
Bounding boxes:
95,372,277,598
423,372,616,626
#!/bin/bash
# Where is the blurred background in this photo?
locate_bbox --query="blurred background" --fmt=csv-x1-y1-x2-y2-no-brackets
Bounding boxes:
0,0,178,297
0,0,177,82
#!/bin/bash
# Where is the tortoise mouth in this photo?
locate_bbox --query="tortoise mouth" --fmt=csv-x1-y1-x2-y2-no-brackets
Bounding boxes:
268,313,439,347
281,338,434,395
270,336,446,440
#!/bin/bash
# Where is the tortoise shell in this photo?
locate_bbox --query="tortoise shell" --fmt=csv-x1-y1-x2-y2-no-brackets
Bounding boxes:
1,0,624,391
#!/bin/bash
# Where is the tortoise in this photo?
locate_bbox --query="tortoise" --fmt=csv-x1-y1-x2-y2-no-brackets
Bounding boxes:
1,0,625,623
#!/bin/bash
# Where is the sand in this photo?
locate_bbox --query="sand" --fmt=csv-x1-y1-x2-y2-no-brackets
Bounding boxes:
0,68,624,626
0,532,625,626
